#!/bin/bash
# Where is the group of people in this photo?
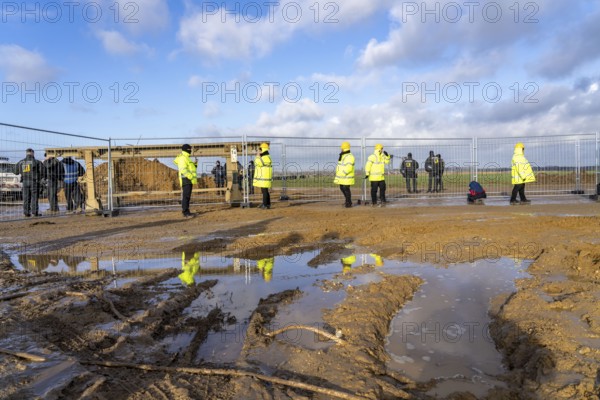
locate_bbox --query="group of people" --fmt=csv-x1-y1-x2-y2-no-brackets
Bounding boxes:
175,142,272,217
175,140,536,217
399,151,445,194
211,159,256,195
335,142,535,207
14,148,86,217
335,143,447,207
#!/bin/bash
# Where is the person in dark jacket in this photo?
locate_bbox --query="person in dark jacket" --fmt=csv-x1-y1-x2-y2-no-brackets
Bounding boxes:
212,160,226,195
62,157,85,213
14,148,45,217
247,161,255,194
400,153,419,193
43,152,64,213
424,150,435,193
434,153,445,192
467,181,487,204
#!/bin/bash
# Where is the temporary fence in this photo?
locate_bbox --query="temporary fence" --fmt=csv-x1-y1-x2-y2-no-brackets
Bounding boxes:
0,123,109,221
1,122,598,222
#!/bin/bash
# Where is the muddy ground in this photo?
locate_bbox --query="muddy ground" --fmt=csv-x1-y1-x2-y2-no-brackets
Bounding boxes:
0,200,599,399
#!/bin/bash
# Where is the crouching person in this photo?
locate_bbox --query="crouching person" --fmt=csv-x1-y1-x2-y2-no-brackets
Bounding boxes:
467,181,487,204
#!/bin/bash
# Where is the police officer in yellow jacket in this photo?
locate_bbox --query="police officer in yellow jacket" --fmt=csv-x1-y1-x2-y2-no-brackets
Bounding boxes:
334,141,355,208
510,142,536,205
174,144,197,218
178,251,201,286
365,144,391,206
253,143,273,209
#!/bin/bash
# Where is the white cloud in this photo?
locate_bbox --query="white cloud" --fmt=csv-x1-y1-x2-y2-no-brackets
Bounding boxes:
110,0,169,35
95,30,152,56
203,102,221,118
177,10,292,61
177,0,392,61
0,45,58,83
356,0,565,70
242,80,600,140
188,75,203,88
534,10,600,79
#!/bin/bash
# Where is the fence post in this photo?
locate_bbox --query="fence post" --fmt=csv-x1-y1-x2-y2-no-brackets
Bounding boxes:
575,139,581,193
361,137,367,204
594,132,600,195
242,134,249,207
472,137,478,182
107,138,114,214
280,143,289,200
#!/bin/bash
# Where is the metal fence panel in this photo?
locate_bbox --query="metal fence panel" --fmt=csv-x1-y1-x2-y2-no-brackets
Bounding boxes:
108,136,245,211
0,123,108,221
363,138,473,201
1,124,598,223
477,134,598,196
246,136,365,204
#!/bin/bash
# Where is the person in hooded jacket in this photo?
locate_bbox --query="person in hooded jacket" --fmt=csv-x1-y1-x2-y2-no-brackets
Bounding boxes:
253,143,272,209
365,144,391,206
174,144,198,217
14,148,45,217
467,181,487,204
43,152,64,213
62,156,85,213
510,142,536,205
334,141,355,208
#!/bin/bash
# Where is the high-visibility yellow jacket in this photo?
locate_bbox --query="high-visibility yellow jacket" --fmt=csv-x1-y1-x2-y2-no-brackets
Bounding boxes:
365,151,390,182
257,257,274,282
511,148,536,184
334,151,355,186
173,151,198,186
178,251,200,286
253,152,273,188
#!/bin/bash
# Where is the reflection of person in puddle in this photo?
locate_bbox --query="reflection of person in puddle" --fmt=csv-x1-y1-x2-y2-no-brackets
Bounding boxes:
257,257,274,282
370,254,384,267
179,251,201,286
340,255,356,274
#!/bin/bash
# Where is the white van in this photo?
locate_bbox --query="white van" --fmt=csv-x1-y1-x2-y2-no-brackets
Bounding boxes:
0,157,22,200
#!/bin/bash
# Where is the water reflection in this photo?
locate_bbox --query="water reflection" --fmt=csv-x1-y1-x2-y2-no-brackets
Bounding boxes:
340,254,356,274
257,257,274,282
370,253,384,267
18,254,86,273
178,251,201,286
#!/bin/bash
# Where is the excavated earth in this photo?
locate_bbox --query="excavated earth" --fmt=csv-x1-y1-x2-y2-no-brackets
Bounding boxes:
0,200,599,399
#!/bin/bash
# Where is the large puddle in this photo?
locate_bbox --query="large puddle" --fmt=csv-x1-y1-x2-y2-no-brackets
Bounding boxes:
382,259,530,397
8,251,530,397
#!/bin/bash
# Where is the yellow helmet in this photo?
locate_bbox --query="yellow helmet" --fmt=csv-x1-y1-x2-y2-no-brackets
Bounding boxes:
515,142,524,149
341,141,351,151
260,143,269,151
375,144,383,151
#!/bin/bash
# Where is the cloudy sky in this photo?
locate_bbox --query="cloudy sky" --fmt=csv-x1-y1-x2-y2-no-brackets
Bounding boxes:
1,0,599,140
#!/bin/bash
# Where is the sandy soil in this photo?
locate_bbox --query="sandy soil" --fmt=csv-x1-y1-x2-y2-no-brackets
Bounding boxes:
0,200,599,399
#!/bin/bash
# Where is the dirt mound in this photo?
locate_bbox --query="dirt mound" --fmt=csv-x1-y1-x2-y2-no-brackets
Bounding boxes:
93,158,214,193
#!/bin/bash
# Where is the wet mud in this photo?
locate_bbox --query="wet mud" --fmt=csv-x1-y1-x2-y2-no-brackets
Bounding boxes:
0,201,599,399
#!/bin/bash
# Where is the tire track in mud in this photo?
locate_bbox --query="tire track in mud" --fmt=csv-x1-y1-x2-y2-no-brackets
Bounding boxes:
0,261,239,399
237,274,424,399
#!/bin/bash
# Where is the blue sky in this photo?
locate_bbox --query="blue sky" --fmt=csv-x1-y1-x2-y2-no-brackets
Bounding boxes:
1,0,599,140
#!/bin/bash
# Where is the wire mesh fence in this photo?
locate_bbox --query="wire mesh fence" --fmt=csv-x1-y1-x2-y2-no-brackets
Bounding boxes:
0,123,109,220
1,122,598,222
